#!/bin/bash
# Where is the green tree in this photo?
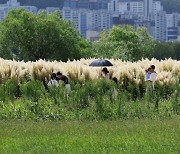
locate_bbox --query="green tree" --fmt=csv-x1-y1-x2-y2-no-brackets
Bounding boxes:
153,42,180,60
173,42,180,60
0,8,88,61
153,42,174,60
91,25,155,61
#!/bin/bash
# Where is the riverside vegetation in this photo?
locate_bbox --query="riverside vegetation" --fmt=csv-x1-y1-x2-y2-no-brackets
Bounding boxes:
0,9,179,153
0,79,179,120
0,58,179,120
1,9,180,62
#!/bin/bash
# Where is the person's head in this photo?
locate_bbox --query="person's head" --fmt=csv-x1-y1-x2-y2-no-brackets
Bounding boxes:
102,67,109,74
149,65,155,72
57,72,63,78
112,77,118,84
51,73,56,80
146,67,151,72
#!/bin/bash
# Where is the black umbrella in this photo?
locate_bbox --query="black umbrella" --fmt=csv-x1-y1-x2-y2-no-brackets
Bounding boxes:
89,59,113,67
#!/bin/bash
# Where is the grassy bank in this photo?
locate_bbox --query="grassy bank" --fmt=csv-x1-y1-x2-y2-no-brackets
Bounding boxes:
0,79,179,120
0,118,179,153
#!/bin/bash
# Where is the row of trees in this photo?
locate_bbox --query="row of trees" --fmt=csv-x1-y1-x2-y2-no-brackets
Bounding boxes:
153,42,180,60
0,9,89,61
91,26,155,61
0,9,179,61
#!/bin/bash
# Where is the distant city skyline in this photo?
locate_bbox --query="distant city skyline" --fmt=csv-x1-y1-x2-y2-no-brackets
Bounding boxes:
0,0,180,42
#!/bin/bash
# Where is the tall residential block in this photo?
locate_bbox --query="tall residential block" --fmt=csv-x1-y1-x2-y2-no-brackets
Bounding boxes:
64,0,109,10
154,11,166,41
0,0,38,21
166,13,179,41
144,0,153,17
108,0,144,15
62,7,112,38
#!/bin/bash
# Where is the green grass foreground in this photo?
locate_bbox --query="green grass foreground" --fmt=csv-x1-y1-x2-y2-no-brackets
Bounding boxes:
0,118,180,153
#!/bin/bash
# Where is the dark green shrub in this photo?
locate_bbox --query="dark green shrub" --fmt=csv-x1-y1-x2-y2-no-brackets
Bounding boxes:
0,80,18,102
20,80,47,101
0,79,179,120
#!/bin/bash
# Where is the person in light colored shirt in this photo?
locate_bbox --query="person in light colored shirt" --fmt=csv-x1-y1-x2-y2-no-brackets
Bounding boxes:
145,65,157,89
145,68,151,81
56,72,71,97
48,73,59,87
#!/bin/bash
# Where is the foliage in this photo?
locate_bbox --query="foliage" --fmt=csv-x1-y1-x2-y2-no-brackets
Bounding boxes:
1,58,179,86
153,42,180,60
0,9,179,61
20,80,47,102
91,25,155,61
0,79,179,120
0,80,18,102
0,8,88,61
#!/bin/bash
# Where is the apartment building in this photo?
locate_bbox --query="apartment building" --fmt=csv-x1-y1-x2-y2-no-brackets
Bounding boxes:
0,0,38,21
62,7,112,38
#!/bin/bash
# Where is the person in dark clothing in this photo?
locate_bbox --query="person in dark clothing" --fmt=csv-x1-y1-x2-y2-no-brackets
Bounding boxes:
101,67,110,80
112,77,118,85
56,72,71,95
56,72,69,84
112,77,118,99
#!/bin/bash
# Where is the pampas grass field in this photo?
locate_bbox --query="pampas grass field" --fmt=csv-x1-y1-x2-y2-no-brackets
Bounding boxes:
0,58,179,85
0,58,179,119
0,58,179,153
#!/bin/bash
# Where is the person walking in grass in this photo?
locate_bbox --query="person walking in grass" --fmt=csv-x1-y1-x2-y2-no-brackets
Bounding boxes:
145,67,151,82
56,72,71,96
145,65,157,90
47,73,59,103
145,65,157,108
112,77,118,99
101,67,110,80
48,73,59,87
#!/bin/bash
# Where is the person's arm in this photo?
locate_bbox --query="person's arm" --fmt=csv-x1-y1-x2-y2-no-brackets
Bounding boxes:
47,81,51,86
65,77,69,84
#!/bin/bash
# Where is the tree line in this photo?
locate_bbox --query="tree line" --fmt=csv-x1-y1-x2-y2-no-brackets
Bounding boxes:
0,9,179,61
